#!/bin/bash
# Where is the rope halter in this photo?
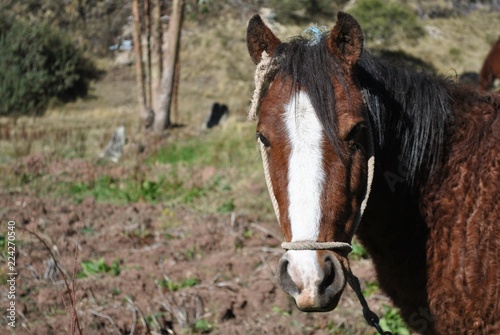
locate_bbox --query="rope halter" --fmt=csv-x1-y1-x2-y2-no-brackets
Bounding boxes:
281,240,353,254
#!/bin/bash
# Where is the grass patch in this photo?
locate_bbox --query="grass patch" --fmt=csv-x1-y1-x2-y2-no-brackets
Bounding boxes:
65,174,204,205
148,123,258,170
362,280,379,297
77,258,121,278
151,142,200,164
68,176,164,203
0,234,5,258
1,117,272,219
156,276,199,292
217,199,235,213
194,319,214,333
271,306,291,317
351,240,369,260
379,305,410,335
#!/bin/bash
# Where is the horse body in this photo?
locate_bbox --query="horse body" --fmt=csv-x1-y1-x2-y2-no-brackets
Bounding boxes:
479,38,500,90
247,12,499,335
357,74,499,333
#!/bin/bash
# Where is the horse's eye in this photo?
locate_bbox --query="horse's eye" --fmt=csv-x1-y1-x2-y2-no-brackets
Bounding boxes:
346,123,366,152
257,132,271,148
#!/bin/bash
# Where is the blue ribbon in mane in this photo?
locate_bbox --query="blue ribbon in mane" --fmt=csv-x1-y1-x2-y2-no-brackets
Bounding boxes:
301,24,328,45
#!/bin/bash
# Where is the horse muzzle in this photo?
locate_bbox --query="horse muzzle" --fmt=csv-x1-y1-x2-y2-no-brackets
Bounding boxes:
277,249,347,312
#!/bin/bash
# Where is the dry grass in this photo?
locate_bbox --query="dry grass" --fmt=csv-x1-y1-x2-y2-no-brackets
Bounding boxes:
385,10,500,75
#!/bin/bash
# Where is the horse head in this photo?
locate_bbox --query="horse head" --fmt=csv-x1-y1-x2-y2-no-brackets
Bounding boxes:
247,12,375,312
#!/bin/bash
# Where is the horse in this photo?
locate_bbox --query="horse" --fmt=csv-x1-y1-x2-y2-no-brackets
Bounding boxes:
479,37,500,90
246,12,499,335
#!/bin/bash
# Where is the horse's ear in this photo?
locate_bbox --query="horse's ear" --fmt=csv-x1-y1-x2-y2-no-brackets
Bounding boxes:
328,12,363,68
247,15,281,64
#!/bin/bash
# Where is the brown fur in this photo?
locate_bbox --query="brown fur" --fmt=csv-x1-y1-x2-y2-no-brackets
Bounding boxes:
479,38,500,90
356,89,500,334
421,88,499,334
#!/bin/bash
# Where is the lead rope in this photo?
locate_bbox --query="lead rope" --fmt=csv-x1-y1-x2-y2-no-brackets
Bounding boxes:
347,270,392,335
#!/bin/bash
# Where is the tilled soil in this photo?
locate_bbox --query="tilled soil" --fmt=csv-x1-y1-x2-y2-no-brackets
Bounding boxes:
0,157,393,335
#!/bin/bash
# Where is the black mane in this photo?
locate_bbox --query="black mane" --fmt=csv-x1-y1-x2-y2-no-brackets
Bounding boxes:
272,35,454,182
356,52,453,180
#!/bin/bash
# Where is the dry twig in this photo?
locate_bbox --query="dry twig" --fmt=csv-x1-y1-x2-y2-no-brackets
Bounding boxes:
22,228,83,335
89,309,123,335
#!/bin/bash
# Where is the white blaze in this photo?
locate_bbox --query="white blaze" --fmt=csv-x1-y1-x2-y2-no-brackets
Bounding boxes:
284,91,325,242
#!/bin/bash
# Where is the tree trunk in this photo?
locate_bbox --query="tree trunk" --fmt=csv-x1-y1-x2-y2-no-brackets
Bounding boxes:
153,0,184,131
132,0,149,128
143,0,152,108
151,0,163,112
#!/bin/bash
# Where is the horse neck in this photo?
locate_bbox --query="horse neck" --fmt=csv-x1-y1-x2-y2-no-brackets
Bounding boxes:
346,55,498,327
360,78,498,233
355,139,432,322
352,57,457,320
357,142,428,258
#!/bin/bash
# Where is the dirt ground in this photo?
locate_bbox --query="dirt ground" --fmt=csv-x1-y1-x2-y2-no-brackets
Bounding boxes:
0,153,397,335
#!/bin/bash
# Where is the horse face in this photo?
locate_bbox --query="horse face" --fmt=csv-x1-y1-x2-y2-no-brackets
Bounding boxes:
248,13,372,312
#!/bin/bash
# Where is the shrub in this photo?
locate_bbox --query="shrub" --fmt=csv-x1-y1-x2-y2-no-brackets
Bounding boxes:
269,0,348,23
348,0,425,45
0,13,100,116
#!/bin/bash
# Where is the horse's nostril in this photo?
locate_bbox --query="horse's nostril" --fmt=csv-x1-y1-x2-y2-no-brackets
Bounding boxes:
277,258,299,296
319,256,335,293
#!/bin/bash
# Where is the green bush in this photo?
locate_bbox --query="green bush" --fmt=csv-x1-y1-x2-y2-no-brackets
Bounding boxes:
0,13,100,116
348,0,424,45
269,0,347,23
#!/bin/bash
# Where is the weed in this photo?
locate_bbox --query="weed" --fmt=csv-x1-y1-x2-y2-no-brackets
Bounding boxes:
271,306,291,317
194,319,214,333
0,234,5,258
68,175,165,204
78,258,121,278
156,276,199,292
350,240,369,260
111,288,121,296
217,200,235,213
145,312,165,326
362,281,379,297
242,228,253,239
379,305,411,335
181,246,200,261
182,186,206,203
80,226,95,235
